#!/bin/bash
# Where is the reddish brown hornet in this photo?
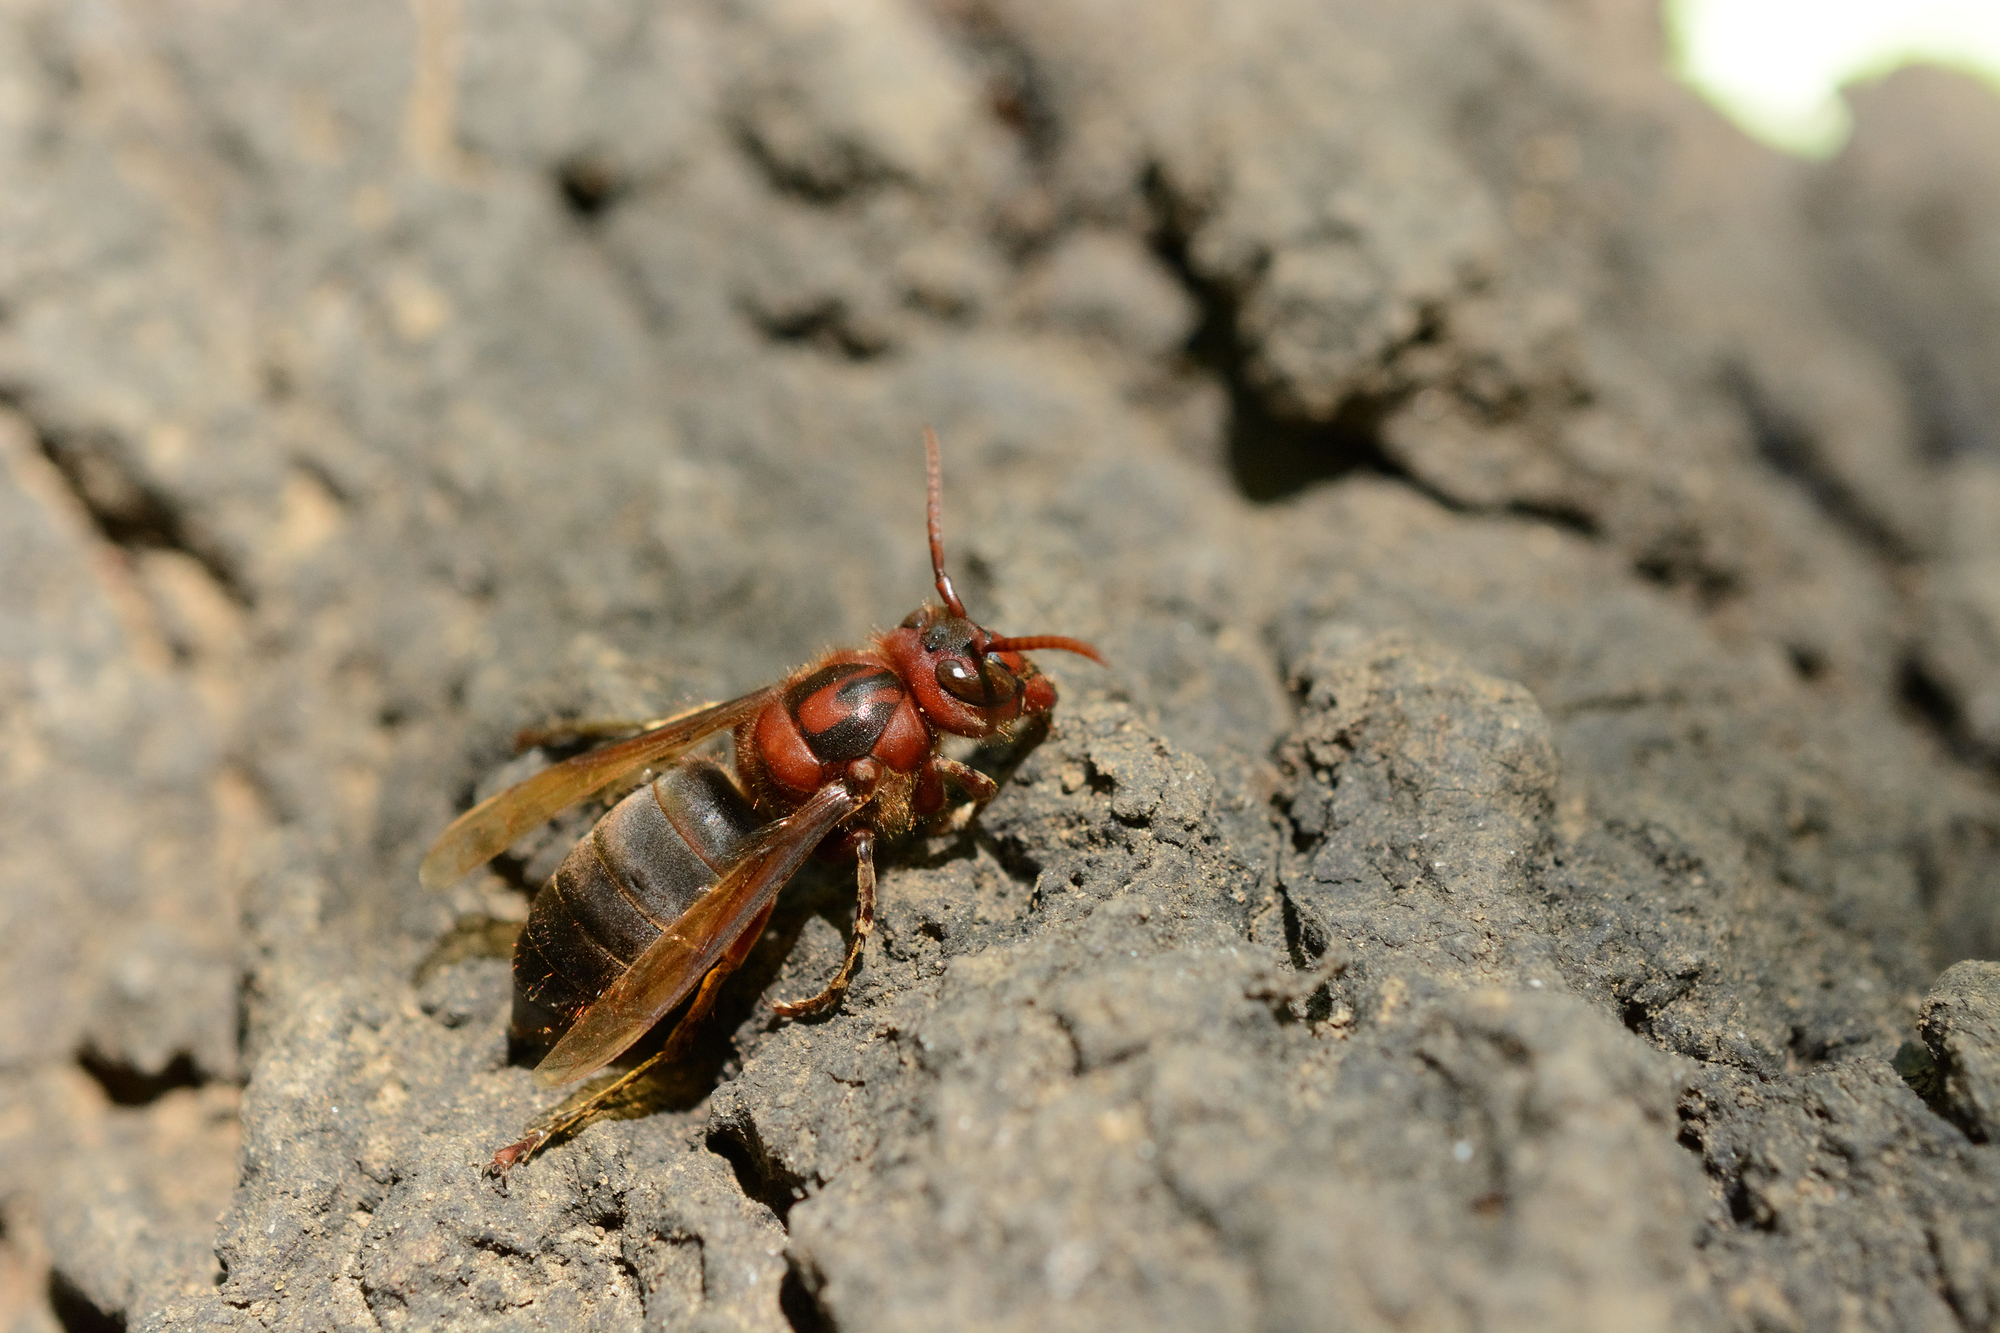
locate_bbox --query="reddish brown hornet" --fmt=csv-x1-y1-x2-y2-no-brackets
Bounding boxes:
421,429,1104,1173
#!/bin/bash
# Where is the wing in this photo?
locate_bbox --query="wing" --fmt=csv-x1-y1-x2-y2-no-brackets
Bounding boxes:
419,687,782,891
532,781,862,1087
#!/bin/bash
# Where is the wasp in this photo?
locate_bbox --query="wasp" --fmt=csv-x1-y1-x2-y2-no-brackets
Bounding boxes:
422,429,1104,1172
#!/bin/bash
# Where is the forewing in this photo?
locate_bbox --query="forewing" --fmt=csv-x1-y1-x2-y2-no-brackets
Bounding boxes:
419,687,781,891
533,783,860,1087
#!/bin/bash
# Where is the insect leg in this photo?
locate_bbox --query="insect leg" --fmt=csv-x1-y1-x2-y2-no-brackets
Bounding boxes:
489,900,778,1179
772,829,876,1021
655,897,776,1063
916,756,999,836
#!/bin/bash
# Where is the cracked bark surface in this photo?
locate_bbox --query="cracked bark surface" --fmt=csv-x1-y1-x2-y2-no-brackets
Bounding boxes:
2,1,1999,1330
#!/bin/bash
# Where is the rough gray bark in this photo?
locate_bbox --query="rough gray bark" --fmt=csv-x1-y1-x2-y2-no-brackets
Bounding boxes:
1,2,1997,1330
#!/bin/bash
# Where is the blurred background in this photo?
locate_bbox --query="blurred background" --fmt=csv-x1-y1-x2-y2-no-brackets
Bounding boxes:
1673,0,2000,155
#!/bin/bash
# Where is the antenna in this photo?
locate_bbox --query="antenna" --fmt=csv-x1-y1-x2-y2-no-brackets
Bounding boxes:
983,633,1108,666
923,428,1108,671
925,427,968,619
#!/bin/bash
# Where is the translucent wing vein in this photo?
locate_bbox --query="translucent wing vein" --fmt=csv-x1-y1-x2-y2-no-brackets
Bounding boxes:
419,688,780,891
533,782,860,1087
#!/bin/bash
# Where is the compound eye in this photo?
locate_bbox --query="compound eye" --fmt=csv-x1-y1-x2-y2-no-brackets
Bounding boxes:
936,655,1019,706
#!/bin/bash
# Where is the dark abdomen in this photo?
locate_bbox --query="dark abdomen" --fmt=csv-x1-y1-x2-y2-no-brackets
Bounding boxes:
511,758,760,1049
